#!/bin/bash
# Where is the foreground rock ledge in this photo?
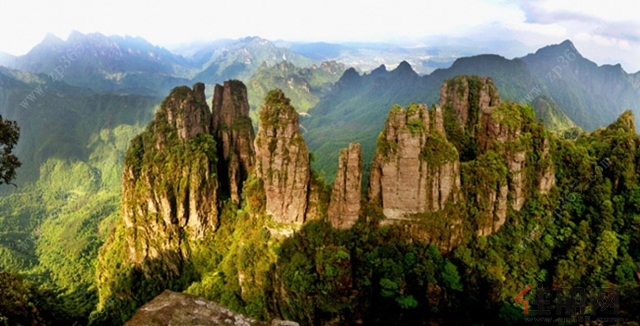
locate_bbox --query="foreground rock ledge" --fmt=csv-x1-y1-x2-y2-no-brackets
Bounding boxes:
124,290,298,326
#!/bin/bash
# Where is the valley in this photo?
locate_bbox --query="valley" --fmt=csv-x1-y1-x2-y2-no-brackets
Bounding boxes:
0,31,639,325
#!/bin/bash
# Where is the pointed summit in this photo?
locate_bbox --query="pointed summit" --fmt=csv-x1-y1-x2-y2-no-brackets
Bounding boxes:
391,61,418,77
371,64,387,75
336,67,360,87
41,33,64,45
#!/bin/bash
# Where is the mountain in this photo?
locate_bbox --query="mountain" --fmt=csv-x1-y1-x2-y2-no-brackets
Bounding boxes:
278,38,533,75
246,60,345,119
2,35,640,325
521,40,640,129
302,61,433,181
0,51,15,67
9,31,195,96
0,65,159,321
302,40,639,182
192,37,316,86
94,78,639,325
167,38,237,68
281,41,454,75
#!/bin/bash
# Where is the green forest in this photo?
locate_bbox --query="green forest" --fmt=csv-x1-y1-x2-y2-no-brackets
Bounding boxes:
1,32,640,326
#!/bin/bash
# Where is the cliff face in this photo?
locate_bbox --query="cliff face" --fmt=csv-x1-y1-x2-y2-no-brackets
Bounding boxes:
439,76,500,134
254,89,311,224
122,83,218,267
369,75,556,239
211,80,256,205
328,143,362,229
120,80,258,268
164,83,212,141
439,76,555,236
368,103,461,220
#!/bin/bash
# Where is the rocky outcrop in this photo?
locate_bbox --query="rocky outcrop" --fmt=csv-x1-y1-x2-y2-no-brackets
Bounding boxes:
122,83,218,267
124,290,298,326
328,143,362,229
439,75,500,133
254,89,310,224
163,83,211,141
368,103,461,219
478,102,528,211
538,138,555,194
211,80,256,205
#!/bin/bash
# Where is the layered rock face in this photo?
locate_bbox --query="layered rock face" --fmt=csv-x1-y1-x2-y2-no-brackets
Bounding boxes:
122,83,218,267
254,89,311,224
538,138,555,194
368,103,461,219
164,83,212,141
439,75,500,133
368,76,556,239
211,80,256,205
328,143,362,229
440,76,555,235
121,81,259,268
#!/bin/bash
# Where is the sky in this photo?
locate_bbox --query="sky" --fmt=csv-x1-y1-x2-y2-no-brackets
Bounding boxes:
1,0,638,72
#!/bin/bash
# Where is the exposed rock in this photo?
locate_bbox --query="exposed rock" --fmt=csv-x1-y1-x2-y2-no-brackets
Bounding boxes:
438,75,556,236
122,84,218,268
432,104,446,136
508,150,527,210
538,137,555,194
211,80,256,205
477,181,509,237
254,89,310,224
477,104,522,152
328,143,362,229
368,103,460,219
439,75,500,133
124,290,298,326
163,83,211,142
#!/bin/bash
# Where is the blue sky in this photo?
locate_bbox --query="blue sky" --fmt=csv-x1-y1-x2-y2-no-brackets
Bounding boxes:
1,0,638,72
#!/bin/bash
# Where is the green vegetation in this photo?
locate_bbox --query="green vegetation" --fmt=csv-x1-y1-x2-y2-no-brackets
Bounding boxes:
0,115,21,186
0,67,158,324
3,33,640,325
246,61,345,122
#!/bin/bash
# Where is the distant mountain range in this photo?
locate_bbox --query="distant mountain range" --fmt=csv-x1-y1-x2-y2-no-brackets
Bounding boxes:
2,31,640,324
302,40,640,181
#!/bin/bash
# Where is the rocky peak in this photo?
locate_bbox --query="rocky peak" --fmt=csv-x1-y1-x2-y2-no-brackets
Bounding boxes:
336,67,360,88
211,80,255,204
122,84,218,267
328,143,362,229
439,75,500,133
371,64,387,75
614,110,636,132
163,83,211,142
391,61,418,78
254,89,310,224
368,103,460,220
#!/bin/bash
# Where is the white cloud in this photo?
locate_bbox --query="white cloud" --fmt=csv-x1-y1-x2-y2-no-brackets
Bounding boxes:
0,0,638,72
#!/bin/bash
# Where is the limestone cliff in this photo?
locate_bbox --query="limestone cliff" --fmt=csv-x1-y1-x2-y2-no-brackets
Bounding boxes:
254,89,311,224
211,80,256,205
368,103,461,220
439,75,500,134
122,83,218,269
440,75,555,235
328,143,362,229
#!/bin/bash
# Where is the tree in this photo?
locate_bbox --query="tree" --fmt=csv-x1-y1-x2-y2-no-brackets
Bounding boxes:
0,115,21,186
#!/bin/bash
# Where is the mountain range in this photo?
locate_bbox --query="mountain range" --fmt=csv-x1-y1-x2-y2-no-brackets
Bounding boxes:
1,31,640,325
